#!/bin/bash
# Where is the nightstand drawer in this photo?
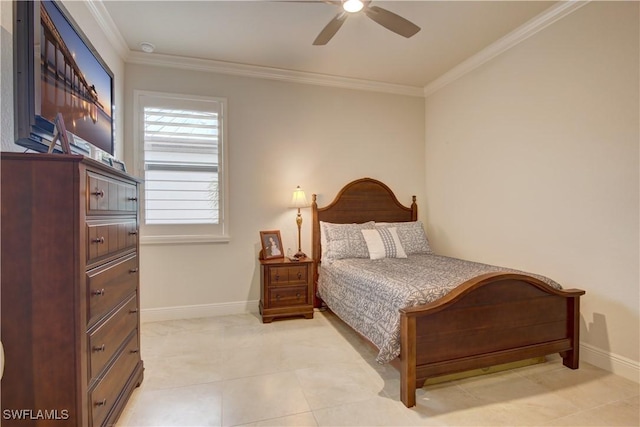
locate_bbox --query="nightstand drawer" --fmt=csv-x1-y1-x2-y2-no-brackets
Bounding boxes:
269,285,308,307
269,265,308,286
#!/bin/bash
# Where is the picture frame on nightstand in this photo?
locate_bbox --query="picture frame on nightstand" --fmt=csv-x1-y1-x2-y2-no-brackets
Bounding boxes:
260,230,284,260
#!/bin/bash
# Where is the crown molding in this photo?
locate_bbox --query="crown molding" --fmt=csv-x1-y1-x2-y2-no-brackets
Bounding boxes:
84,0,129,59
86,1,423,97
125,51,425,97
87,0,587,99
423,0,590,98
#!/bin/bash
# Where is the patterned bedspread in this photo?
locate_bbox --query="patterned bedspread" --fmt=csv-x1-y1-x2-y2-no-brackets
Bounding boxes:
317,254,562,363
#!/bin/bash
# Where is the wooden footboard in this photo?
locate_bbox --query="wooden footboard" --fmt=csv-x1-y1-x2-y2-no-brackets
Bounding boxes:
399,272,585,407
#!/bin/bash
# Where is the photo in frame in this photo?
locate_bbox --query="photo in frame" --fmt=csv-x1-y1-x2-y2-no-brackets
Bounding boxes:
110,158,127,172
260,230,284,260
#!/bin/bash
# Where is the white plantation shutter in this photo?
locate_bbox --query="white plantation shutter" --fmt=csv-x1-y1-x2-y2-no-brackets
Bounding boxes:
135,91,228,242
144,107,219,224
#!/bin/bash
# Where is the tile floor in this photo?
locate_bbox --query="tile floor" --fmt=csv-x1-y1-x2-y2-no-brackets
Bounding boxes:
116,310,639,427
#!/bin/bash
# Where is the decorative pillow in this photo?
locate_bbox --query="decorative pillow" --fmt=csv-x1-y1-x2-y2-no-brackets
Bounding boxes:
321,221,375,260
375,221,432,254
361,227,407,260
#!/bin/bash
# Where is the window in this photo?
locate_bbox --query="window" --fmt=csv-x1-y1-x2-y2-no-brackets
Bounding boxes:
135,91,228,244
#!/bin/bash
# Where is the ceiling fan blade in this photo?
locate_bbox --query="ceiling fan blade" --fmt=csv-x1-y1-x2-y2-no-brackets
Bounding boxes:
313,11,348,45
364,5,420,38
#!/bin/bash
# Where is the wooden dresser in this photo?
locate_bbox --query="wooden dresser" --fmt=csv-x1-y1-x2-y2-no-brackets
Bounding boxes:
1,153,144,426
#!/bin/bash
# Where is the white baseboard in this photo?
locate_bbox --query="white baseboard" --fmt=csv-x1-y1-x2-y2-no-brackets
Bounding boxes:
581,342,640,384
140,300,260,323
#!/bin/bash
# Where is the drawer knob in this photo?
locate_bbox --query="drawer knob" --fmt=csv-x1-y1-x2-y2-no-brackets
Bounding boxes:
297,272,302,279
275,294,281,300
129,268,139,274
274,274,280,281
128,196,138,201
297,293,301,299
130,349,139,354
128,230,138,236
129,308,138,314
92,288,105,296
92,189,105,198
95,398,107,407
93,344,106,352
92,236,105,244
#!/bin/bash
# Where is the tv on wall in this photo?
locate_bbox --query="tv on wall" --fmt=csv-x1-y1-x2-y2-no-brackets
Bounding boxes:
14,0,115,156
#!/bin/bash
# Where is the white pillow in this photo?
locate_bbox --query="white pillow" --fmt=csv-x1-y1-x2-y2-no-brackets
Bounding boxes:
361,227,407,260
375,221,432,254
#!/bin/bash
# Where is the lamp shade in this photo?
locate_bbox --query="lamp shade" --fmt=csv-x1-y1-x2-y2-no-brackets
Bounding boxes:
291,186,310,208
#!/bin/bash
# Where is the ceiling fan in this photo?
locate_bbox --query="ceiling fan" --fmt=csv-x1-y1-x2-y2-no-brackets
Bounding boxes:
313,0,421,45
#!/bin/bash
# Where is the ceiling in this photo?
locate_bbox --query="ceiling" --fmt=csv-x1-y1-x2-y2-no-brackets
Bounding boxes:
99,1,556,89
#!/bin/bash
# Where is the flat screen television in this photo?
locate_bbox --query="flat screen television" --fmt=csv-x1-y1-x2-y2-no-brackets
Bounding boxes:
14,0,114,156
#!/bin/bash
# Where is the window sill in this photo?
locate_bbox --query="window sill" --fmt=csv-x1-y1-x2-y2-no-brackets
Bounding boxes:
140,235,231,246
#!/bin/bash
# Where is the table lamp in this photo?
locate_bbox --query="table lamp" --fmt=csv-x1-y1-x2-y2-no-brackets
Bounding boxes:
290,185,310,259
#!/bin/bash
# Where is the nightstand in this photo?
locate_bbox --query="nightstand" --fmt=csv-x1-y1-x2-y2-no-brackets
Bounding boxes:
259,257,314,323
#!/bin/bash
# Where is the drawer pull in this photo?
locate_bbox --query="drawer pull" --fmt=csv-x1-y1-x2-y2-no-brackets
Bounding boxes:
92,236,105,244
95,398,107,407
129,308,138,314
275,294,281,300
128,196,138,202
296,293,301,299
128,230,138,236
92,344,106,352
297,272,302,279
92,189,105,198
92,288,105,297
129,268,139,274
274,274,280,281
130,349,139,354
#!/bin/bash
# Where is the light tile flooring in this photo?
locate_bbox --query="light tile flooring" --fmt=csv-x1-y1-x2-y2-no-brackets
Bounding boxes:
117,310,639,427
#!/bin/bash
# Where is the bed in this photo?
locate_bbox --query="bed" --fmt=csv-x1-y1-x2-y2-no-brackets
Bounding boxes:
311,177,585,408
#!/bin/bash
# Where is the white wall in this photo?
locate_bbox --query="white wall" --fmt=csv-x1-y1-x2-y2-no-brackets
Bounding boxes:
424,1,639,380
124,64,425,319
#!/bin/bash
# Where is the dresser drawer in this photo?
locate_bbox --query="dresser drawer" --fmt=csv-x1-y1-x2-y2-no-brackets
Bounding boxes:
268,285,308,307
89,332,140,427
87,254,139,327
87,219,138,265
88,295,138,383
268,265,308,286
87,171,138,215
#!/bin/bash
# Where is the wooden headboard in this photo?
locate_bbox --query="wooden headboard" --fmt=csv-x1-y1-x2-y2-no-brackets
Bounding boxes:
311,177,417,269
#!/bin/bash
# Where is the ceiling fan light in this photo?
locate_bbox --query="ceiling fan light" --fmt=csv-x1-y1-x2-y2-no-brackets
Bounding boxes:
343,0,364,13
